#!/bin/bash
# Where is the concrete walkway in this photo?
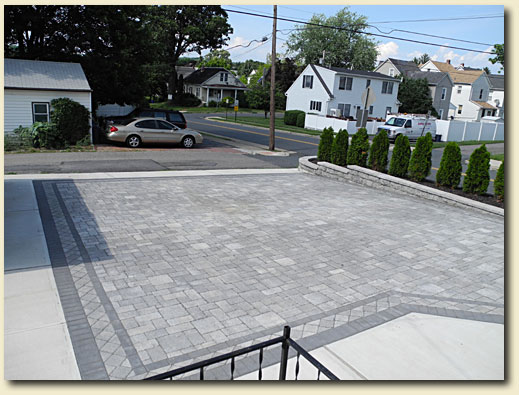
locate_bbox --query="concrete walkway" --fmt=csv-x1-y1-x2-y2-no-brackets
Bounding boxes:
3,170,504,380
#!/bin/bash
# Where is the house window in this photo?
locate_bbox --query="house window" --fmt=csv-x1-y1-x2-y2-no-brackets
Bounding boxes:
439,109,444,119
366,79,371,88
339,77,353,90
389,68,395,77
369,105,373,115
220,73,228,82
310,101,322,112
196,87,200,97
338,103,351,117
479,89,484,100
32,102,50,123
457,86,462,94
458,105,463,114
488,92,493,100
487,110,492,116
386,107,392,114
382,81,394,94
303,75,313,89
188,87,193,94
441,87,447,100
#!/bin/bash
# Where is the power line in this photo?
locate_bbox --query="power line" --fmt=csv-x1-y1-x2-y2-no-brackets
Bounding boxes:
223,8,495,55
369,14,503,24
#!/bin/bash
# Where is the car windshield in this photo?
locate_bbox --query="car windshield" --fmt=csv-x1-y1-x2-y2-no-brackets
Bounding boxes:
385,117,406,127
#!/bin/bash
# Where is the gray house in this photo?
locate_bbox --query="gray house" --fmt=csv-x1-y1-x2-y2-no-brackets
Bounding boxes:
375,58,454,119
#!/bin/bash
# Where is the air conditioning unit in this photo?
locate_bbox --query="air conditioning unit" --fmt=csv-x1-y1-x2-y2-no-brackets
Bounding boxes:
330,109,341,117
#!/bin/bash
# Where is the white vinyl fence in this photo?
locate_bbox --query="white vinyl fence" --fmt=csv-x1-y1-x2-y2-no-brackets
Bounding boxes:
305,114,504,142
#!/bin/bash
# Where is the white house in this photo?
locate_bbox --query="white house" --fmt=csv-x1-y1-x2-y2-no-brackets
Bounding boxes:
183,67,247,105
4,58,92,134
487,74,504,119
285,64,400,119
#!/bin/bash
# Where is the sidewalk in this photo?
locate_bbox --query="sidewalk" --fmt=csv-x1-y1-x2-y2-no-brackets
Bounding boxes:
3,170,504,380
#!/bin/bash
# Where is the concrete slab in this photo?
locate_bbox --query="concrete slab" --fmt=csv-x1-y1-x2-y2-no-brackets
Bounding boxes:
4,179,39,212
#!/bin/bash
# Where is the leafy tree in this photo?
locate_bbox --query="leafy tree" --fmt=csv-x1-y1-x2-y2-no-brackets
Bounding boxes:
483,66,491,75
494,161,504,201
50,98,90,145
233,59,264,78
347,128,370,167
436,142,462,188
463,144,491,195
388,134,411,178
398,77,438,116
368,131,389,172
331,129,349,166
246,82,284,118
148,5,233,96
489,43,504,73
412,53,430,65
286,7,377,70
318,127,334,162
408,133,433,182
197,49,232,69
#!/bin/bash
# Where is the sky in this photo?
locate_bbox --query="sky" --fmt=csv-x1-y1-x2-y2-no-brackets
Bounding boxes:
199,4,504,73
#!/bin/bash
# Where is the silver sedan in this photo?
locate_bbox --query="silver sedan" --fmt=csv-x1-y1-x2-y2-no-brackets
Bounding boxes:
106,118,203,148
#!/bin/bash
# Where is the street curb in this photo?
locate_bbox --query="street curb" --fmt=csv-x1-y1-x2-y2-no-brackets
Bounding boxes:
299,156,504,218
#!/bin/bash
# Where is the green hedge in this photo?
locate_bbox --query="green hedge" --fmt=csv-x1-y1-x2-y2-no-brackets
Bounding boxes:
463,144,491,195
296,112,306,128
494,161,504,201
284,110,305,126
50,98,90,145
388,134,411,178
436,142,462,188
347,128,370,167
331,129,349,166
368,130,389,172
408,132,433,182
318,127,334,162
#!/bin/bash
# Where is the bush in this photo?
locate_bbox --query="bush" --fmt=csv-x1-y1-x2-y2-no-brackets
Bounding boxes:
50,98,90,145
388,134,411,178
463,144,491,195
296,112,305,128
368,130,390,172
222,96,234,107
4,126,32,151
347,128,370,167
317,127,334,162
408,133,433,182
208,100,218,107
31,122,65,149
284,110,304,126
172,92,202,107
436,142,462,188
494,161,504,201
330,129,349,166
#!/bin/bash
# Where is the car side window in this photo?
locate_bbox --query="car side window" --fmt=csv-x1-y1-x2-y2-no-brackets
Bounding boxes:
135,120,157,129
405,120,412,128
154,112,166,119
139,111,153,117
167,113,184,123
157,120,176,130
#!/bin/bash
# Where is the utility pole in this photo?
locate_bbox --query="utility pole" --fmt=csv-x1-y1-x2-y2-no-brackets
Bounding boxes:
269,5,277,151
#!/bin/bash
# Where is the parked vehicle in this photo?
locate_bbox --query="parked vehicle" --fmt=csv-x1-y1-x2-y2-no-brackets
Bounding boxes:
107,108,187,129
106,118,203,148
378,114,437,142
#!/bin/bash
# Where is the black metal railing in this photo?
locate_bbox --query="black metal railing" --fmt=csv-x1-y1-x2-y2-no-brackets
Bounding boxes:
145,326,339,381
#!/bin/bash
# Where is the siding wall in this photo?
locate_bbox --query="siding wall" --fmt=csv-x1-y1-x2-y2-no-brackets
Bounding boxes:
4,89,92,133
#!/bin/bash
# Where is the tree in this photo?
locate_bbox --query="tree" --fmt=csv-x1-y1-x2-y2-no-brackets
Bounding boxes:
388,134,411,178
408,133,433,182
148,5,233,96
368,131,390,172
483,66,491,75
463,144,491,195
331,129,349,166
233,59,264,78
397,77,438,116
412,53,430,65
436,142,462,189
286,7,377,70
489,43,504,73
318,127,334,162
347,128,370,167
494,162,504,201
197,49,232,69
246,82,284,118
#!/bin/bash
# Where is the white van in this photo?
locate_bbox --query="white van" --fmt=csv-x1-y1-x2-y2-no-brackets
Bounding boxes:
378,114,437,142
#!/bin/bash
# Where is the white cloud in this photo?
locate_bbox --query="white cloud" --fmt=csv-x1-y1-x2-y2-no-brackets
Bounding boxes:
225,36,248,49
377,41,399,61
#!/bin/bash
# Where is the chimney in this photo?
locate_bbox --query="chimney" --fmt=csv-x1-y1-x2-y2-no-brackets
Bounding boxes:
446,59,451,64
460,63,464,68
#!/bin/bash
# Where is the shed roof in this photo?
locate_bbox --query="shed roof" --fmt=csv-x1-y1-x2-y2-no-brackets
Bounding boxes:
4,58,91,91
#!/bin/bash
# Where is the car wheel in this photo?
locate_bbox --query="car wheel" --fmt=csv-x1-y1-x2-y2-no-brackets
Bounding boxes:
182,136,195,149
126,135,141,148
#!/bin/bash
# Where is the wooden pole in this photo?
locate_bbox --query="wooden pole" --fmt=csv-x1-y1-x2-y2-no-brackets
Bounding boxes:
269,5,277,151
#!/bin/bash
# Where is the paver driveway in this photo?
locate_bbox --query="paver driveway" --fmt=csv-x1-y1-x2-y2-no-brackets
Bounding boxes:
34,172,504,379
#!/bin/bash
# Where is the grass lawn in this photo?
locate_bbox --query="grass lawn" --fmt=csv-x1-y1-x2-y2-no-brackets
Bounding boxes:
429,140,505,149
150,102,265,114
490,153,504,161
224,116,322,136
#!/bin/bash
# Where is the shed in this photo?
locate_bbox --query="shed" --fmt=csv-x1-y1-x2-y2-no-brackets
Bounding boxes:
4,58,92,136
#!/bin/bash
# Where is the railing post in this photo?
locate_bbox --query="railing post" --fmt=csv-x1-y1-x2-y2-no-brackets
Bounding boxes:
279,326,291,380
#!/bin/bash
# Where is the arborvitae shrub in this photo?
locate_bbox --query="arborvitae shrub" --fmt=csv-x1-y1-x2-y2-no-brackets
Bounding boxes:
331,129,349,166
408,133,433,182
463,144,491,195
436,142,462,188
347,127,370,167
317,127,334,162
494,161,504,201
389,134,411,178
368,130,390,172
296,112,305,128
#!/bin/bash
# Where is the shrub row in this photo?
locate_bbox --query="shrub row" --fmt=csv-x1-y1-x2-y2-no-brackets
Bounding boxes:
284,110,305,126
